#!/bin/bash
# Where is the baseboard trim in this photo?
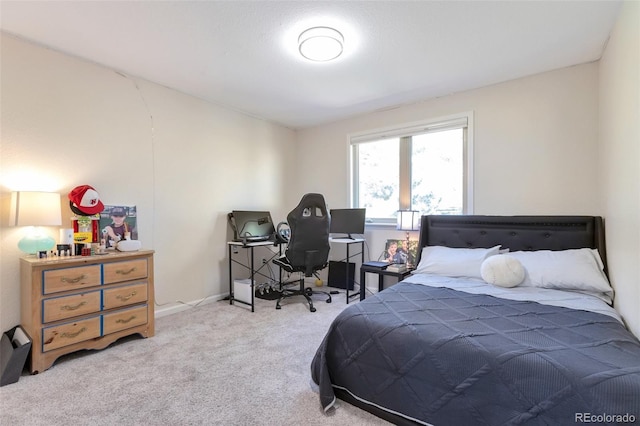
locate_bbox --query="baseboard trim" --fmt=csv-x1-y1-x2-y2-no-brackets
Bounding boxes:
154,294,225,318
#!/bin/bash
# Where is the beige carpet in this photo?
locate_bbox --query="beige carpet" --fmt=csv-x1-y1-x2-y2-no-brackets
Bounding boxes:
0,289,390,425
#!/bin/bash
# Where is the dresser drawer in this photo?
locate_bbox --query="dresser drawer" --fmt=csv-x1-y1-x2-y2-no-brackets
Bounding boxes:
42,317,101,352
103,305,148,334
103,259,148,284
42,291,101,323
103,282,148,310
43,265,101,294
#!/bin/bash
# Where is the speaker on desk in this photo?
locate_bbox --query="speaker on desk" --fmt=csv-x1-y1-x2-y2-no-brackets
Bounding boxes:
328,261,355,290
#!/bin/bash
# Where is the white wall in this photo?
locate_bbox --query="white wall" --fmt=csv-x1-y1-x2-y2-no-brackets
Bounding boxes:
295,63,602,289
599,0,640,336
0,34,296,331
295,63,601,215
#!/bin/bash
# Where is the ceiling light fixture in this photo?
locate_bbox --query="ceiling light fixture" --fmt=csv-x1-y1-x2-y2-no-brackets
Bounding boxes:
298,26,344,62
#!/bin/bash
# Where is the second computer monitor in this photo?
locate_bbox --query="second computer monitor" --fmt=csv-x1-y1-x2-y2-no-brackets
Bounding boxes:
329,208,366,239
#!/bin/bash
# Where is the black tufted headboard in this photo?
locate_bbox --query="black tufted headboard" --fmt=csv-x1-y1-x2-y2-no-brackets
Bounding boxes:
416,215,607,275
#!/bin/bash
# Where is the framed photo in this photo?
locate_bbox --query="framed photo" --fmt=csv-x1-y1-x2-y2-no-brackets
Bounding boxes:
383,238,418,267
99,205,138,248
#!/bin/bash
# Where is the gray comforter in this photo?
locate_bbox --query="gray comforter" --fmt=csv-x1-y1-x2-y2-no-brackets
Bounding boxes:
311,282,640,425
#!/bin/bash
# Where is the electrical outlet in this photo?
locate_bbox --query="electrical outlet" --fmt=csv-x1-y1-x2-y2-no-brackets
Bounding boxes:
262,258,267,264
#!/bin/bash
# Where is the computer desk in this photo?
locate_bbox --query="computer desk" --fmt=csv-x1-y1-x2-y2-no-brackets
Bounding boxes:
227,240,284,312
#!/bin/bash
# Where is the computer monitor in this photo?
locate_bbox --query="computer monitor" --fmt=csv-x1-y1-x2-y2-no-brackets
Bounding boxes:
232,210,275,242
329,208,366,239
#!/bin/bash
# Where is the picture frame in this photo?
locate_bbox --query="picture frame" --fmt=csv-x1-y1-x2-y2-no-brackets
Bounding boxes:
99,205,138,248
383,238,418,267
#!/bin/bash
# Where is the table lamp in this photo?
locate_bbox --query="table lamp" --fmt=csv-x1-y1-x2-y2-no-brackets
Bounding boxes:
397,210,420,267
10,191,62,255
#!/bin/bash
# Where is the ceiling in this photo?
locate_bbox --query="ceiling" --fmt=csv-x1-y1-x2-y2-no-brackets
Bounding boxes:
0,1,622,129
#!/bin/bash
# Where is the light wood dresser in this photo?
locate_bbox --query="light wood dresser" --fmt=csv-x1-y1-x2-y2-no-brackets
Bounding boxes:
20,250,155,374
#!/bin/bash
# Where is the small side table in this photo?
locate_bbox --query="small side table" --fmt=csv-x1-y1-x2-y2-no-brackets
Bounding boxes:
359,265,413,300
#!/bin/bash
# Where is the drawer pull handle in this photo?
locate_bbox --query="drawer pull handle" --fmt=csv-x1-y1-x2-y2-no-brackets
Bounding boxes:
116,316,137,324
116,267,137,275
61,327,87,339
116,291,137,302
61,274,87,284
60,301,87,311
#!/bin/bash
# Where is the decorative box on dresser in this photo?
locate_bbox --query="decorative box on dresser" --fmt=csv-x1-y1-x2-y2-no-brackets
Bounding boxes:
20,249,155,374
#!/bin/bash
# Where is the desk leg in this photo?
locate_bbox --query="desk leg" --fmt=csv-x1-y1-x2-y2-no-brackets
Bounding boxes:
345,243,350,303
378,275,384,293
249,246,255,313
360,243,365,299
228,244,233,305
278,245,283,289
360,269,365,300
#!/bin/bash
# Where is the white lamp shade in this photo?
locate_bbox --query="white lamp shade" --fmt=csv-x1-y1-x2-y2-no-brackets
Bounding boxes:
397,210,420,231
10,191,62,226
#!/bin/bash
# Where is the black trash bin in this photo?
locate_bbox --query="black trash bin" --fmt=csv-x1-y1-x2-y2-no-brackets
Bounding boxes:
1,325,31,386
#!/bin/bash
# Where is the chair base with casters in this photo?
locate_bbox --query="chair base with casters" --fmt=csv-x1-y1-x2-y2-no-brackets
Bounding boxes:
273,256,332,312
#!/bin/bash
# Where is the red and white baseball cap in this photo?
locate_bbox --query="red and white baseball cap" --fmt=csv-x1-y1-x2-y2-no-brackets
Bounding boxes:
68,185,105,215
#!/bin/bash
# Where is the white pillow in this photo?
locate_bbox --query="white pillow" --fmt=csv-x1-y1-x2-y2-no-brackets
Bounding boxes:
507,248,613,297
414,245,502,279
481,255,525,287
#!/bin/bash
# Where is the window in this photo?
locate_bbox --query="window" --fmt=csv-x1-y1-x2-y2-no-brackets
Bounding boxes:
350,113,473,223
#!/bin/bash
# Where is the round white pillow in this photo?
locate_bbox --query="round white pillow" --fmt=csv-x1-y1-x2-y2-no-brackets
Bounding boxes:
480,255,525,287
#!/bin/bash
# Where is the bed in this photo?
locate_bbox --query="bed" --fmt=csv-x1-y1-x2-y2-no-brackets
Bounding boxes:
311,215,640,425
